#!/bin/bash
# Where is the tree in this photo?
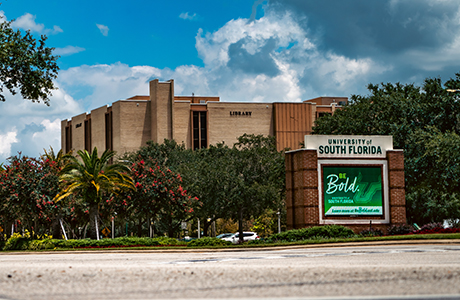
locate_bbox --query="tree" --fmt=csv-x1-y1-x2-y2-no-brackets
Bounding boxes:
314,73,460,224
54,148,135,239
41,147,73,238
115,158,196,237
0,154,60,239
405,128,460,224
0,16,59,104
123,136,285,240
178,143,235,236
125,139,193,171
230,134,286,243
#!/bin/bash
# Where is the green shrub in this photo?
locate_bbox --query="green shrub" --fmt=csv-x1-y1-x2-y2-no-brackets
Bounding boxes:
187,237,231,247
359,228,383,237
28,238,57,250
266,225,355,243
53,237,186,249
3,233,32,250
2,236,187,251
388,224,414,235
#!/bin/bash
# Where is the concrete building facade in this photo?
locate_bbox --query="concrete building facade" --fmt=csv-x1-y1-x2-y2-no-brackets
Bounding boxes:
61,79,347,155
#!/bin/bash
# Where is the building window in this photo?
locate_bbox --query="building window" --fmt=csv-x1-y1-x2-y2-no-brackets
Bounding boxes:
84,118,92,152
65,125,72,154
192,111,207,150
105,111,113,152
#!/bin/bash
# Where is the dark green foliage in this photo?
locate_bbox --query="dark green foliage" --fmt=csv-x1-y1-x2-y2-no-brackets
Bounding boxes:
266,225,355,243
124,135,286,239
3,234,32,250
388,224,414,235
0,17,59,104
3,236,185,251
314,73,460,224
187,237,231,247
359,228,384,237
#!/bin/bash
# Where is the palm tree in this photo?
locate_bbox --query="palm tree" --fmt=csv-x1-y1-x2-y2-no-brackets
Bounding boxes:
42,146,73,239
54,147,135,239
42,146,73,169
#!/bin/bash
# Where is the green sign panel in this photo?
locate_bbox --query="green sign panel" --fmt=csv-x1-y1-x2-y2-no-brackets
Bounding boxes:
323,166,383,216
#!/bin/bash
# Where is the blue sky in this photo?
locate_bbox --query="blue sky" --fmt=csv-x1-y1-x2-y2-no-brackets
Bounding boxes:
2,0,460,163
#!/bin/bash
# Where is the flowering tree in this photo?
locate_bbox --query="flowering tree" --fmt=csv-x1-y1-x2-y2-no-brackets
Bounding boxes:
0,154,61,238
115,158,197,237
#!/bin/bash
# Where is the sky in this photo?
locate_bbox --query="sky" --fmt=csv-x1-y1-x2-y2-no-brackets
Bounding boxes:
1,0,460,163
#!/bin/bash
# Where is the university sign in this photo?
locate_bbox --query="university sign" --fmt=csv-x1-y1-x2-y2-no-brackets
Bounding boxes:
304,135,393,158
286,134,405,231
305,135,393,223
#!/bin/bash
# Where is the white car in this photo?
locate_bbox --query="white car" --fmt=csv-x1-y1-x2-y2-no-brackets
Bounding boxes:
221,232,260,244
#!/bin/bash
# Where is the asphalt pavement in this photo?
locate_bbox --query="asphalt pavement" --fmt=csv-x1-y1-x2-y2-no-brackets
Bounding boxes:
1,241,460,300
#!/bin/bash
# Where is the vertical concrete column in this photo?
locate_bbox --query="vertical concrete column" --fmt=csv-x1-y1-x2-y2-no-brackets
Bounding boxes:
286,149,319,229
150,79,174,144
150,79,159,143
387,150,406,225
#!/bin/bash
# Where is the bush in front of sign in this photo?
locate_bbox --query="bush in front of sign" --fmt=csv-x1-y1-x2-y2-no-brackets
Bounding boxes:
266,225,355,243
388,224,414,235
359,228,383,237
187,237,231,247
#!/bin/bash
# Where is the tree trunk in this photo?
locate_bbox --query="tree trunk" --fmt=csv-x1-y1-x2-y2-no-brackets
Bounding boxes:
203,220,208,237
33,219,39,240
88,203,99,240
52,214,62,239
137,218,143,237
167,215,173,238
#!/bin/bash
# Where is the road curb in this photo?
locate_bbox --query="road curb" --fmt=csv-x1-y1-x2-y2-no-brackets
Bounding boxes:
1,239,460,255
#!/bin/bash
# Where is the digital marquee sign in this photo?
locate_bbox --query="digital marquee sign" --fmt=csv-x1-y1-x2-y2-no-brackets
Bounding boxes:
322,165,384,216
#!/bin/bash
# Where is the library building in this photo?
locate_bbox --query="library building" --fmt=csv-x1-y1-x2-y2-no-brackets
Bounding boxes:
61,79,347,156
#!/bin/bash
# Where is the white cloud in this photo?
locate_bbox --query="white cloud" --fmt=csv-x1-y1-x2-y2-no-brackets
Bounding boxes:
54,46,85,56
13,13,44,32
192,11,388,100
55,11,390,109
179,12,199,21
0,83,81,163
0,10,8,22
0,130,18,158
31,119,62,153
96,24,109,36
52,25,63,34
57,63,161,109
12,12,62,34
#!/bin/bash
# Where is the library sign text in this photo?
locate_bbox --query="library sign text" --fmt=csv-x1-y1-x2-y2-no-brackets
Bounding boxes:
229,111,252,116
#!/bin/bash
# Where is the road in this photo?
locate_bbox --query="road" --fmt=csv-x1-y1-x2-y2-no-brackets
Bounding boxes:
1,243,460,300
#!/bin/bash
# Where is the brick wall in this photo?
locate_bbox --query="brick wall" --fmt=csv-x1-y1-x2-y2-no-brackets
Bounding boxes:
387,150,406,225
286,149,318,229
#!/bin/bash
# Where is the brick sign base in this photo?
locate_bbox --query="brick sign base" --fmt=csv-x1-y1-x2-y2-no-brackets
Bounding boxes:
285,149,406,234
